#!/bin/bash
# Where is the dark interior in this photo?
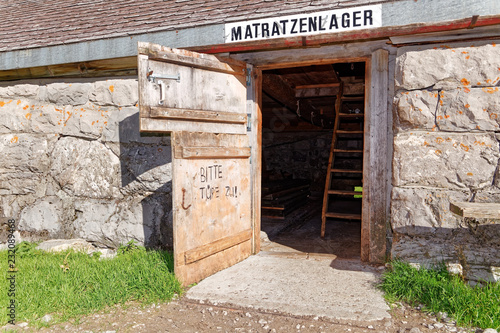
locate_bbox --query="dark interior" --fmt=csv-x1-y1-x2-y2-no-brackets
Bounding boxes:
260,61,365,259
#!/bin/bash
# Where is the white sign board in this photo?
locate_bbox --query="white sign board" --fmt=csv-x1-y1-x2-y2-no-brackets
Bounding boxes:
224,4,382,43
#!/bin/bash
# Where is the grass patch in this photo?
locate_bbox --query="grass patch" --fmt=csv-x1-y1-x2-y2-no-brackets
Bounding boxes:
381,260,500,330
0,242,182,327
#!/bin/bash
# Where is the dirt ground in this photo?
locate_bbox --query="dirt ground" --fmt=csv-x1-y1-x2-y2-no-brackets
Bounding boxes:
3,296,478,333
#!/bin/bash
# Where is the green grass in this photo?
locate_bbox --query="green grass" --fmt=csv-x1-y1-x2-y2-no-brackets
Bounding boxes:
381,260,500,330
0,242,182,327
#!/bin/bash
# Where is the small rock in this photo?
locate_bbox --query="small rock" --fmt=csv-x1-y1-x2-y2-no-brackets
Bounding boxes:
447,328,457,332
434,323,444,329
296,324,301,329
263,325,269,330
41,314,52,323
313,316,319,320
402,321,408,324
104,331,116,333
437,311,448,319
245,312,252,318
427,324,434,329
18,322,28,328
222,311,227,316
409,328,421,333
208,307,213,311
259,319,268,325
368,325,374,329
483,329,499,333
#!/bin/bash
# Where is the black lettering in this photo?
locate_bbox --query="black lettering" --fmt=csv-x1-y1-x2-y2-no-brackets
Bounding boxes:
353,11,361,27
207,166,213,181
364,10,373,26
252,23,260,38
206,185,212,200
8,292,15,297
225,186,230,197
199,187,205,199
215,187,220,198
218,165,222,179
279,20,288,34
272,21,281,36
200,167,206,183
299,17,307,33
235,186,237,198
319,16,326,31
342,13,350,28
262,23,270,38
231,26,242,41
308,17,317,32
244,25,253,39
291,19,298,34
329,14,338,29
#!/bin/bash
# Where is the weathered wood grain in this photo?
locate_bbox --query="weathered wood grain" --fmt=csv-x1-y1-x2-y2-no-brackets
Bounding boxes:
450,202,500,219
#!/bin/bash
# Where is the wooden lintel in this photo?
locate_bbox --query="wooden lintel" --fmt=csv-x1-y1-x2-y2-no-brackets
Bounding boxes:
150,107,247,124
184,229,252,265
174,146,251,159
450,202,500,219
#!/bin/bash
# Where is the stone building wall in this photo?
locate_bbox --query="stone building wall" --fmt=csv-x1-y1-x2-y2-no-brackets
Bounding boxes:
391,41,500,282
0,78,173,249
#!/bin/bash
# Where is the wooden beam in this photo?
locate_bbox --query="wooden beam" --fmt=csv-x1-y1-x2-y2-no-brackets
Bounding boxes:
262,73,333,128
150,107,247,124
173,146,251,159
184,229,252,264
450,202,500,219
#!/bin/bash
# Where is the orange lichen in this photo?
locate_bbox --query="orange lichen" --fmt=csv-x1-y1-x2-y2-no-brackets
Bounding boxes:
423,141,429,146
25,113,31,120
465,56,470,60
109,85,114,92
437,115,443,120
493,43,497,47
17,100,21,105
435,150,442,155
482,87,499,94
92,121,95,125
464,104,470,108
476,125,481,130
444,115,450,119
460,143,469,151
460,78,470,86
458,111,463,114
467,172,473,176
23,105,29,110
490,113,497,119
435,137,444,144
464,87,470,93
10,136,18,143
439,100,444,106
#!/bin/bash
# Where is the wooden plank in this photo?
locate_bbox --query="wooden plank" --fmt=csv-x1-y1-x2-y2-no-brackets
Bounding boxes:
171,131,252,286
184,229,252,264
325,212,362,220
331,169,363,174
450,202,500,219
138,42,246,75
328,190,362,196
333,149,363,153
138,44,247,135
150,107,247,124
337,130,364,134
174,147,251,159
362,50,389,264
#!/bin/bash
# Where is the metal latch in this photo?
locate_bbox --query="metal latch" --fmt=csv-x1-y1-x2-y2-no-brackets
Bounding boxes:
147,69,180,105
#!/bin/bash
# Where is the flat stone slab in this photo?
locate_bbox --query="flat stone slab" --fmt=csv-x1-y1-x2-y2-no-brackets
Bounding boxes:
186,254,390,322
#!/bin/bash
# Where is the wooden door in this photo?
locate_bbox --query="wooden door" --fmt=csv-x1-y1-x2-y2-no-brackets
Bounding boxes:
138,42,253,286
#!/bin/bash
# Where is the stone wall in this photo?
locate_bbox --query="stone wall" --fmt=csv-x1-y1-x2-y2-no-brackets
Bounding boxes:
0,78,173,249
391,41,500,282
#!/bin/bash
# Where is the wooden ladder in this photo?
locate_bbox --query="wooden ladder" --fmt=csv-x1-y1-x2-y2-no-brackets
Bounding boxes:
321,82,364,238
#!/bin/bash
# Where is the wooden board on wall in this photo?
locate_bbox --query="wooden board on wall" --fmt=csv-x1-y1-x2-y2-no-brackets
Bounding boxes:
171,131,252,286
138,42,248,135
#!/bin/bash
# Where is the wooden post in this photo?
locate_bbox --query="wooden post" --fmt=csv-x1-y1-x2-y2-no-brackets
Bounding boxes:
362,49,389,263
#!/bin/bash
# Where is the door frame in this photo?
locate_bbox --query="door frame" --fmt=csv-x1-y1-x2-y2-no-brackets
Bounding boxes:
247,49,389,263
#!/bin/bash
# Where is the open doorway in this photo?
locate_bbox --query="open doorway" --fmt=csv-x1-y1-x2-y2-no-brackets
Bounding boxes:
260,61,366,260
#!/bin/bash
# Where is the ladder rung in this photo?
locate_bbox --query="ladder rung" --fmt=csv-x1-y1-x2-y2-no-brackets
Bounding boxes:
333,149,363,153
328,190,362,196
325,212,362,220
331,169,363,174
336,130,363,134
339,113,364,118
